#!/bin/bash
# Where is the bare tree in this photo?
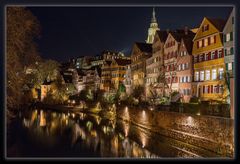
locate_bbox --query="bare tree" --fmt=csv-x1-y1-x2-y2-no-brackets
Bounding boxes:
7,7,41,111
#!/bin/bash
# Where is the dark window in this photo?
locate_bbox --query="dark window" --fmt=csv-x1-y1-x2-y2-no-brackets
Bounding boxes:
230,32,233,41
215,50,218,59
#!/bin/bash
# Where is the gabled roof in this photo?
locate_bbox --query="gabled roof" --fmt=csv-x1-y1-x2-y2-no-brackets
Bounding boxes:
193,17,226,41
170,30,195,42
182,37,193,55
114,58,131,66
155,31,168,42
206,17,226,31
135,42,152,53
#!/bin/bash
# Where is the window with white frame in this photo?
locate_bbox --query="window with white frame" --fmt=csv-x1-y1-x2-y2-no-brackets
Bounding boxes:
179,65,181,71
180,77,182,83
228,63,233,70
186,63,189,69
226,33,231,42
186,76,188,82
212,69,217,80
182,63,185,70
205,70,210,80
195,72,199,81
211,52,215,59
218,50,222,58
184,51,187,56
219,68,224,80
200,71,204,81
227,48,231,56
182,76,185,83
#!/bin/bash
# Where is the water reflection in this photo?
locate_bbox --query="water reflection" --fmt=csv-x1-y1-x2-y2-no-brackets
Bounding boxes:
12,109,219,157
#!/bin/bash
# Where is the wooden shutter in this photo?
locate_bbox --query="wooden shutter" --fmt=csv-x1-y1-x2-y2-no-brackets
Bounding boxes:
211,85,213,93
230,32,233,41
203,86,205,94
230,47,234,55
208,52,211,60
221,49,224,57
197,41,199,48
214,35,217,43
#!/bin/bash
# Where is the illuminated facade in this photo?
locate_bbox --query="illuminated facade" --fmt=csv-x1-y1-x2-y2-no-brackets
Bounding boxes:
146,31,168,98
40,80,53,101
177,37,194,103
192,17,227,102
100,60,112,92
110,58,131,91
131,42,152,88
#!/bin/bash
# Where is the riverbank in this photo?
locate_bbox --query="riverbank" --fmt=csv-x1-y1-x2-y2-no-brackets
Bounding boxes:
27,102,234,158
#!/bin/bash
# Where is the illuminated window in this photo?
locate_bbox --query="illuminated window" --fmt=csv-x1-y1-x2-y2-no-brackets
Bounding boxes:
195,72,199,81
211,52,215,60
204,38,208,47
212,69,217,80
218,68,224,80
228,63,233,70
210,36,214,44
205,70,210,80
200,71,204,81
198,40,203,48
226,33,231,42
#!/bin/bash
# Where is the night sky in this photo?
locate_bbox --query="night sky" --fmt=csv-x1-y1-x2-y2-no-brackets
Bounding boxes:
27,6,233,62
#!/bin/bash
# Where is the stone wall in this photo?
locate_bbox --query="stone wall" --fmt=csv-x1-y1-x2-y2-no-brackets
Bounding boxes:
117,107,234,157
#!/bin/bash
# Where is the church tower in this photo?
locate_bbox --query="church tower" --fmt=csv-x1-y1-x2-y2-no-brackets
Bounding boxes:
146,8,160,44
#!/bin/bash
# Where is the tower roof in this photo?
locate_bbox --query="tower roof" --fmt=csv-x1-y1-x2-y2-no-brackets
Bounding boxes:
151,7,157,23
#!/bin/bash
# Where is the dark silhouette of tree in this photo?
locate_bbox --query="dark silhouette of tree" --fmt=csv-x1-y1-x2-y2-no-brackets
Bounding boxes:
7,7,41,111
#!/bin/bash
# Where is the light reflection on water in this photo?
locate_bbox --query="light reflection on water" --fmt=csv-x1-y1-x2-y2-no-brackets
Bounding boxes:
8,108,219,158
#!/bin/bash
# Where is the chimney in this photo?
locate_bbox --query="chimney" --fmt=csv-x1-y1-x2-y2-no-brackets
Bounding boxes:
184,26,188,35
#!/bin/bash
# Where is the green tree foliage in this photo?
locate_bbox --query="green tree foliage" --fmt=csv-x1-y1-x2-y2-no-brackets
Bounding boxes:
7,7,41,110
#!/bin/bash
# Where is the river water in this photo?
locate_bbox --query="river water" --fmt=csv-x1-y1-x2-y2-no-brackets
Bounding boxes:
6,108,220,158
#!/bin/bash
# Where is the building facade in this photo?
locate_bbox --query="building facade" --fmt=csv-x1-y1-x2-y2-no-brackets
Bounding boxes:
100,61,112,92
177,37,194,102
110,58,131,91
123,64,132,95
146,31,168,99
192,17,227,102
131,42,152,88
223,9,235,118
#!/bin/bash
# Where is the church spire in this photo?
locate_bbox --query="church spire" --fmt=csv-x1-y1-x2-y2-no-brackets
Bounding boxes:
146,7,160,44
151,7,157,23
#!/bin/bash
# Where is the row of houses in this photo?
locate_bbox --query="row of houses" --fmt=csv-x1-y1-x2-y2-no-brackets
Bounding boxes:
125,8,234,106
59,8,234,109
